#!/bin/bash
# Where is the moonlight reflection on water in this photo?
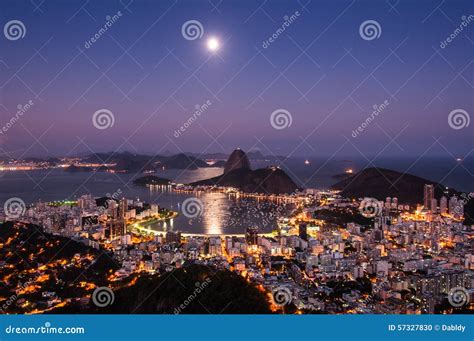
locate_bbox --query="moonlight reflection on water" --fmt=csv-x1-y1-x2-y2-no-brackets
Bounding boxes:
147,188,295,234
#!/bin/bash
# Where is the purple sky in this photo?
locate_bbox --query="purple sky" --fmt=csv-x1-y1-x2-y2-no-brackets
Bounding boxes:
0,0,472,159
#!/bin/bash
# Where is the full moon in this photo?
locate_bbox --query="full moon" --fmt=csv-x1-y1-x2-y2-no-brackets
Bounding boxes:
207,37,220,51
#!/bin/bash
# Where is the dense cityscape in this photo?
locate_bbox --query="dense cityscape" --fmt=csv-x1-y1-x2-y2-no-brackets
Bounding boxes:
1,164,472,314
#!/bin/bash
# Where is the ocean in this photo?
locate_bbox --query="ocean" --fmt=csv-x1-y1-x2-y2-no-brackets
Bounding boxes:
0,156,472,234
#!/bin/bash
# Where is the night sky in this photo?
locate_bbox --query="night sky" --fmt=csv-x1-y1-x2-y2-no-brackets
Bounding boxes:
0,0,472,158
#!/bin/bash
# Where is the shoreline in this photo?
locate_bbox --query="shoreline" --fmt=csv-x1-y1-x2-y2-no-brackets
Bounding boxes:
128,222,276,238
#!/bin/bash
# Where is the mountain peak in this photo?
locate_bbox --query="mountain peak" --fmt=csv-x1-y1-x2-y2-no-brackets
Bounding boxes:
224,148,251,174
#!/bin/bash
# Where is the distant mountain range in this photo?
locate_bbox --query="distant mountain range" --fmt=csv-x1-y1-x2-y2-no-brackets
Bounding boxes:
4,150,285,173
73,152,209,172
82,151,275,172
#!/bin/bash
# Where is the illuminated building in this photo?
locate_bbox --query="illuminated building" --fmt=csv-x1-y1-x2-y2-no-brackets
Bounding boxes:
107,200,118,219
423,184,434,211
430,198,437,213
440,196,448,214
78,194,94,210
106,219,126,239
449,196,458,216
119,198,128,219
449,196,464,218
353,266,364,279
246,226,259,245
